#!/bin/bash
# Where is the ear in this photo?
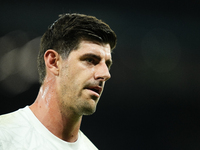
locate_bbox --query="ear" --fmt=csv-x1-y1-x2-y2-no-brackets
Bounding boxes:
44,49,60,76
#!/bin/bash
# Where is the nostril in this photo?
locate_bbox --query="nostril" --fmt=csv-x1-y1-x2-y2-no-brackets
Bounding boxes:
99,81,103,87
94,65,111,81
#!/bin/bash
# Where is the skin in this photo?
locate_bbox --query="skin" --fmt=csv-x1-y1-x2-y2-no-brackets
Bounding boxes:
29,40,112,143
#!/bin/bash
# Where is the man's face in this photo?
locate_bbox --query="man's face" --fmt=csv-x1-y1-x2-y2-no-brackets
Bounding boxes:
57,40,112,116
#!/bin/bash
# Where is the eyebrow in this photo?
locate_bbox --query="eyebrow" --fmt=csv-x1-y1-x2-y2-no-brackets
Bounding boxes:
81,53,113,68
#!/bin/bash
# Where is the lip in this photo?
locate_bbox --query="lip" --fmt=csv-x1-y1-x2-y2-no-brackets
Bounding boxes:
85,86,102,97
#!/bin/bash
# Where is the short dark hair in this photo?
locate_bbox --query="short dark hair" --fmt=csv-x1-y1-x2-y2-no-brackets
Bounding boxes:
37,13,117,84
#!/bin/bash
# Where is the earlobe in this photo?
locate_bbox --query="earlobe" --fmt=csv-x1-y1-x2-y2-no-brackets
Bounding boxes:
44,50,60,76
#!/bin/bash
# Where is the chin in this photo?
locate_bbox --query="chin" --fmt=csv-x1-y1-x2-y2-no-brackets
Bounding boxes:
82,105,97,116
80,96,99,115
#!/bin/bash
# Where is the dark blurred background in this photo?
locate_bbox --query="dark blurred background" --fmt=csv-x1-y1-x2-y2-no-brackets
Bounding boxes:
0,0,200,149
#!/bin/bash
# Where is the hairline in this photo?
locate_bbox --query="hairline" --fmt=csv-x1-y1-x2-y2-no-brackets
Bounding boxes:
59,39,113,60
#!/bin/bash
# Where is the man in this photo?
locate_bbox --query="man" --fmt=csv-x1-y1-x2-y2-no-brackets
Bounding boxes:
0,13,117,149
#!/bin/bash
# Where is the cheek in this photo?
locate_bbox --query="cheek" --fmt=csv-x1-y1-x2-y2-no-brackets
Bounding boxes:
63,68,82,89
60,63,94,90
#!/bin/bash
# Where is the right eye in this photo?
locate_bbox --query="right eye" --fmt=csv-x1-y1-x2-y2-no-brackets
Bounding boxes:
85,57,99,66
80,54,101,66
86,58,94,63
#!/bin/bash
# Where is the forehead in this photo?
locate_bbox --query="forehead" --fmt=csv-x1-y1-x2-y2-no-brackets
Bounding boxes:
75,40,112,58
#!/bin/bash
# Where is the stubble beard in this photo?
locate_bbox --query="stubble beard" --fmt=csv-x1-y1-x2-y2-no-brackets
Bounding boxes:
59,89,99,117
76,91,99,116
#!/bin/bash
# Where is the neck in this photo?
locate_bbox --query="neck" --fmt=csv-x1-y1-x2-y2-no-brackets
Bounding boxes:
29,83,82,142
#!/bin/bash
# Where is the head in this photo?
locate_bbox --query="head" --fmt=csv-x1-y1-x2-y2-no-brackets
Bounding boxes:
37,13,117,116
37,13,117,85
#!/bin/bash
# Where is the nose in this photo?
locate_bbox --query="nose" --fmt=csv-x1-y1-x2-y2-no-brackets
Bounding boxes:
94,63,111,81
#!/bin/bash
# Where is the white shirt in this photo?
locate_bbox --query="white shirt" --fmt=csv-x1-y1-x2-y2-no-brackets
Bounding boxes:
0,106,98,150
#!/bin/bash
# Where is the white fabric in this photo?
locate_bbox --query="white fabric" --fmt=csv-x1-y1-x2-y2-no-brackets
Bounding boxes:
0,106,98,150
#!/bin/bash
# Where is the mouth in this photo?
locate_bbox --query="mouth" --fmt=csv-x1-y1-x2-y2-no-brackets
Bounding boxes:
85,86,102,96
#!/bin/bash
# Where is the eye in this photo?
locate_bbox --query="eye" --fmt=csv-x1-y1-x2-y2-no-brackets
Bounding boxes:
106,60,112,70
85,57,99,65
80,54,101,66
86,58,95,63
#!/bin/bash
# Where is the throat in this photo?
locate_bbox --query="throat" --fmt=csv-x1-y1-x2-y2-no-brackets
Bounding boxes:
58,114,82,142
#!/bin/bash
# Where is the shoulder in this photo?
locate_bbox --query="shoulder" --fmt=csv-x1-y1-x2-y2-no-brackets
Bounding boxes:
0,106,41,149
0,106,29,126
78,130,98,150
0,107,30,141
